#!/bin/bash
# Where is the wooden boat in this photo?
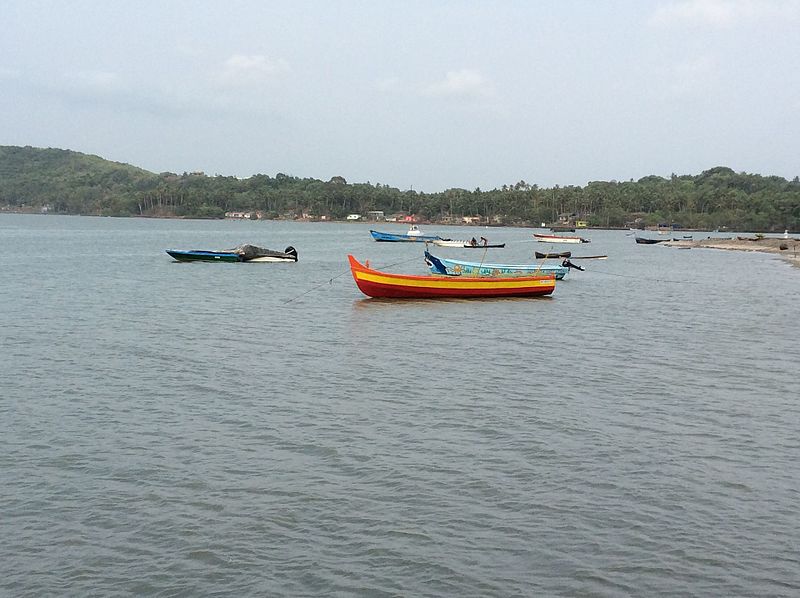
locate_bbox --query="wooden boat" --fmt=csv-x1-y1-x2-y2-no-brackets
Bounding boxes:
533,233,590,244
535,251,571,259
432,238,505,248
370,225,441,242
424,250,569,279
348,255,555,299
634,236,669,244
569,255,608,260
166,244,298,262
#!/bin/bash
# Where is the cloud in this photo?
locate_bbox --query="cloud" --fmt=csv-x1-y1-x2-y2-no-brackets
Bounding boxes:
668,55,719,96
649,0,800,28
0,67,21,80
62,70,128,95
374,76,401,92
217,54,290,86
423,69,494,99
13,69,194,118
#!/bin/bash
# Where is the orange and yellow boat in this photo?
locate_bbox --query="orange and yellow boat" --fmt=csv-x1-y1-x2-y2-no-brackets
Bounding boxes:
348,255,556,299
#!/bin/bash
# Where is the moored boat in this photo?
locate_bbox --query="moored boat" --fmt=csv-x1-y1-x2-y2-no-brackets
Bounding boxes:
424,250,569,279
348,255,555,299
634,236,669,244
370,225,441,242
166,244,298,262
535,251,571,259
533,233,590,244
432,237,505,248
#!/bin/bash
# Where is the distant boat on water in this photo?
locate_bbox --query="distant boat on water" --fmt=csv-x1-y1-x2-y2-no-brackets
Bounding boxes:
432,237,505,248
370,225,441,242
166,244,298,262
534,233,590,244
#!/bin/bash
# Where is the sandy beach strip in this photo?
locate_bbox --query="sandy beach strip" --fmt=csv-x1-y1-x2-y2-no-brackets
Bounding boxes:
664,236,800,267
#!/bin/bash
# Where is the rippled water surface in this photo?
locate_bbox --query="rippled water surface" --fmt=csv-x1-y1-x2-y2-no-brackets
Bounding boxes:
2,214,798,597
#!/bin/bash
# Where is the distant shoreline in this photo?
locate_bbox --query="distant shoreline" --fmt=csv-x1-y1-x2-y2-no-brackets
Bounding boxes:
3,210,794,236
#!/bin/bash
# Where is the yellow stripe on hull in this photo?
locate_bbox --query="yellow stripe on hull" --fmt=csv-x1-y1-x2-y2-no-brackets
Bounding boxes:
356,271,553,290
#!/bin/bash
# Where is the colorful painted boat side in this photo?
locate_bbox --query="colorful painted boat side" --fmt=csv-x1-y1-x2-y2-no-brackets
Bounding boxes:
424,251,569,279
348,255,555,299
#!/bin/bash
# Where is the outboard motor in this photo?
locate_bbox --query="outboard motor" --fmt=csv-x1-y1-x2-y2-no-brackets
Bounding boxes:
284,246,298,261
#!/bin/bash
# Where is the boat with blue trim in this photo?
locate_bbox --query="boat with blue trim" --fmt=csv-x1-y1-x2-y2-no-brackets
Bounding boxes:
370,225,441,242
424,250,569,279
166,244,298,262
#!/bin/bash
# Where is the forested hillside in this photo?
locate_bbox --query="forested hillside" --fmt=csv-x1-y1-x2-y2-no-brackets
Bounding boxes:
1,145,798,231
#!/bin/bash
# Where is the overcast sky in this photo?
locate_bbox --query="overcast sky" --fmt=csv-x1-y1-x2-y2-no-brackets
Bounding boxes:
1,0,798,192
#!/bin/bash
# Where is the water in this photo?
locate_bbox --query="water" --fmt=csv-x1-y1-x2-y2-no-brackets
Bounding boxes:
1,214,798,597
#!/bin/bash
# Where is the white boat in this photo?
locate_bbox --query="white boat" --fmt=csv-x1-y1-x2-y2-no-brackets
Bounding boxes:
533,233,590,244
431,239,468,247
431,237,505,248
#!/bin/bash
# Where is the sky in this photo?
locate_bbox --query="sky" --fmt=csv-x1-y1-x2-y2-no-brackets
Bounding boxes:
1,0,799,192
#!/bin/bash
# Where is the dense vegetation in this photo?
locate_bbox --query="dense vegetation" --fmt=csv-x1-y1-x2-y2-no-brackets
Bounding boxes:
1,145,798,231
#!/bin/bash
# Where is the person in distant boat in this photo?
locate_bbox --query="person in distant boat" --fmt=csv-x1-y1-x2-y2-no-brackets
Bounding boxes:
480,236,488,246
470,237,478,246
561,258,584,271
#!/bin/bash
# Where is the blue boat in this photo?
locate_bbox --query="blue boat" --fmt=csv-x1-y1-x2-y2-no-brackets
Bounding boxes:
166,244,298,262
424,250,570,280
370,225,442,242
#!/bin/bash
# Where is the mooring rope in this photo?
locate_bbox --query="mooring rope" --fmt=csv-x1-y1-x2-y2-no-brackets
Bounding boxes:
281,254,423,305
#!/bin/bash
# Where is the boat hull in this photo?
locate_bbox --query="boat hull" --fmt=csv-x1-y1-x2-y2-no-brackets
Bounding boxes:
349,255,555,299
370,230,441,242
166,246,298,262
432,239,505,248
166,250,241,262
634,237,669,244
535,251,571,259
534,234,590,244
246,255,298,262
425,251,568,279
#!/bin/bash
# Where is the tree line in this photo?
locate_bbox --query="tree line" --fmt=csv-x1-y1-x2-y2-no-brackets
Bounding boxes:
1,146,798,231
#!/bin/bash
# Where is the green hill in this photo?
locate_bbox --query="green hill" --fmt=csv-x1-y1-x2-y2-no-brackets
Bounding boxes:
0,145,159,215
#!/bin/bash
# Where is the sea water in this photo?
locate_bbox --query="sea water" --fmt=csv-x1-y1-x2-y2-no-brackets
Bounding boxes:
1,214,798,596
